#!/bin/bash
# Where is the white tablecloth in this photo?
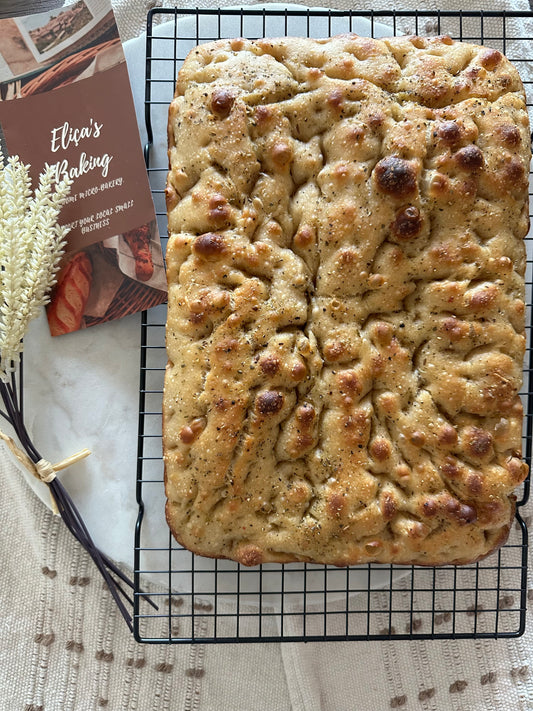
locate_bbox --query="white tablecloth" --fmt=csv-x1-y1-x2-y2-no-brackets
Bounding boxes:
1,1,532,709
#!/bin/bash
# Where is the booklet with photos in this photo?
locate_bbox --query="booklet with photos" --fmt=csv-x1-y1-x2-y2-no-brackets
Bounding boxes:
0,0,166,336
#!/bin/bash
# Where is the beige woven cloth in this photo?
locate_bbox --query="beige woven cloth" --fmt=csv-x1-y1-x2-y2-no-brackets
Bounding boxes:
1,1,533,709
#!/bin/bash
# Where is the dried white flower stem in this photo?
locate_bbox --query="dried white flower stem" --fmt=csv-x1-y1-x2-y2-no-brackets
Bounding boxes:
0,150,157,629
0,150,72,380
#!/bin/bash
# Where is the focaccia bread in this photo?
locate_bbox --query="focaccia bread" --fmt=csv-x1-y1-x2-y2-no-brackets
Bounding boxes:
164,34,530,566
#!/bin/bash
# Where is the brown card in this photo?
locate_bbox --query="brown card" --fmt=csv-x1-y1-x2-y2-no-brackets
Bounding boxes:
0,0,166,336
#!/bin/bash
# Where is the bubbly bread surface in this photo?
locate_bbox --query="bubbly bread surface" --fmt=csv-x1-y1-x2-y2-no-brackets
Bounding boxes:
164,34,530,566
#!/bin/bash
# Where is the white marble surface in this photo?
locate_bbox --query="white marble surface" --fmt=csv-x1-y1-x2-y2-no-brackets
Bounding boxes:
14,311,142,567
4,18,170,570
2,19,156,570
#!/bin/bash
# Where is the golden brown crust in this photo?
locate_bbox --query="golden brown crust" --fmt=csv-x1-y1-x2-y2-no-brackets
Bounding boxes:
163,34,530,566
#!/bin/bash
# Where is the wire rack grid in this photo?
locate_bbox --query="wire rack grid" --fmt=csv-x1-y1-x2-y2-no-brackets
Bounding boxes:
134,7,532,644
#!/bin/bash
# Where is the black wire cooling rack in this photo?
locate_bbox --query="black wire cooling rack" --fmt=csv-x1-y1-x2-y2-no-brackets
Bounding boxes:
133,7,532,644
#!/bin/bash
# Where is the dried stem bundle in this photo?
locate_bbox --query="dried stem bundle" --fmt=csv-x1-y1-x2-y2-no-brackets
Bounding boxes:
0,153,70,379
0,151,154,630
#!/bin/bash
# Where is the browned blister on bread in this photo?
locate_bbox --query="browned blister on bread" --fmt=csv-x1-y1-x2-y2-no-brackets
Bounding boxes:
163,34,530,566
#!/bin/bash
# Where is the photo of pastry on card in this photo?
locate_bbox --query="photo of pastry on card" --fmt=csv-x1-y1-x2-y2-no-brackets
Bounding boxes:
47,220,166,336
102,221,166,290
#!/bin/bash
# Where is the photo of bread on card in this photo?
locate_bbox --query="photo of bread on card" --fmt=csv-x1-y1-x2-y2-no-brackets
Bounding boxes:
47,225,167,335
47,250,93,336
163,34,530,567
122,223,155,282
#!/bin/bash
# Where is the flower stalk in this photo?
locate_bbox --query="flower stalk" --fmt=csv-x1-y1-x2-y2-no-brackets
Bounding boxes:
0,150,154,630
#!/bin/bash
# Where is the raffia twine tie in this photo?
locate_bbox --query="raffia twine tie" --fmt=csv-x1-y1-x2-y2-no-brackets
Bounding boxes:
35,459,57,484
0,430,90,513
